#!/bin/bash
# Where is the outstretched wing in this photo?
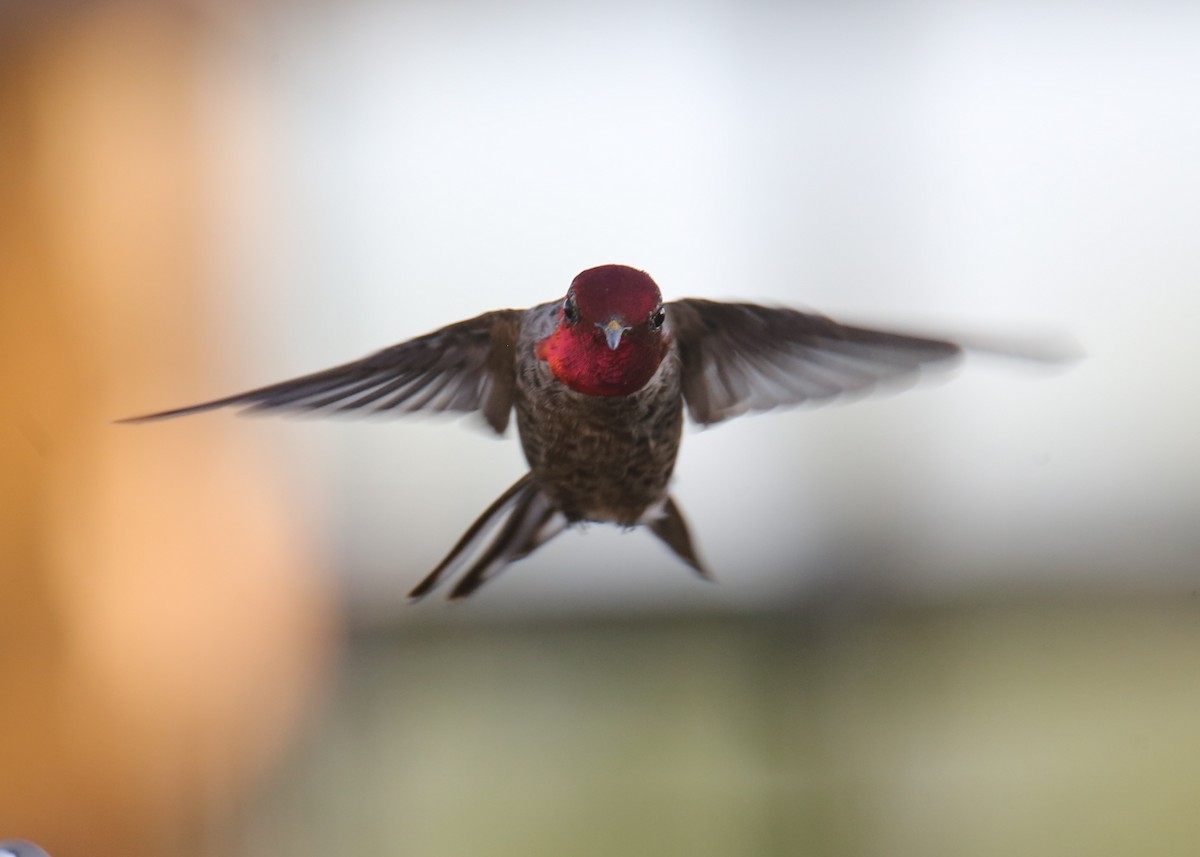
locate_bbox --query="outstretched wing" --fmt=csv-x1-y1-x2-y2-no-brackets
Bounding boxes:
668,299,962,425
122,310,524,434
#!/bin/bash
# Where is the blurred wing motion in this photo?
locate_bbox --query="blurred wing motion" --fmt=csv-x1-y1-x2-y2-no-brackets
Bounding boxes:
121,310,523,434
668,299,963,425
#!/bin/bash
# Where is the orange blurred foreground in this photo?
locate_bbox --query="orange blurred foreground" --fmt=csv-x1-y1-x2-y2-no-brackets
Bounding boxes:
0,4,338,855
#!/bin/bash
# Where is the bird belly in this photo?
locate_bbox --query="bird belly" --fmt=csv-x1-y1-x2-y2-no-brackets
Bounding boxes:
514,382,683,527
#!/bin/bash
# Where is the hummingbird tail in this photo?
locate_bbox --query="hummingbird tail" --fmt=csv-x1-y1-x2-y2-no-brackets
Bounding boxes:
407,473,566,601
647,496,713,580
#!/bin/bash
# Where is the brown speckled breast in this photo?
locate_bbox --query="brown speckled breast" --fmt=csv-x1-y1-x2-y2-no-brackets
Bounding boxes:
513,304,683,526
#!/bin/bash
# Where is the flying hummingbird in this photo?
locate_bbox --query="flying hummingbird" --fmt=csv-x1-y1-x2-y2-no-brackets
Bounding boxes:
125,264,968,600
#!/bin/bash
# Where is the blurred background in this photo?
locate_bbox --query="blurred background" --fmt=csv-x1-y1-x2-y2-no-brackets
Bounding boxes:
2,0,1199,854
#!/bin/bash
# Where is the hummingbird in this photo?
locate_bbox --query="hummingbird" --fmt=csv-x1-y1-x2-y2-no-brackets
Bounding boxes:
124,264,966,600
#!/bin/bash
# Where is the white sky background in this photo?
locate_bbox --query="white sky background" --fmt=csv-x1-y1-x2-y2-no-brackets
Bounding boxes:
198,0,1200,617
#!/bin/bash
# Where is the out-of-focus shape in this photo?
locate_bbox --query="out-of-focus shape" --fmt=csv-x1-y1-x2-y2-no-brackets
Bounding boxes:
0,842,53,857
0,4,337,856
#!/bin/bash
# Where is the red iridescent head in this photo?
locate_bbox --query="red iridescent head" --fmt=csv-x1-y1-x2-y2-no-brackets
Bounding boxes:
536,265,669,397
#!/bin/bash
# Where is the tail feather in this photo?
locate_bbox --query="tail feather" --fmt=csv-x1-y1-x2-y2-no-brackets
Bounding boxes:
408,474,533,600
647,496,712,580
407,473,566,601
448,489,565,600
410,482,710,601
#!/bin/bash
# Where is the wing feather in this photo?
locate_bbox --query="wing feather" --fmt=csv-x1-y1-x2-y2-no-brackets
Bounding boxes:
668,299,962,425
121,310,523,434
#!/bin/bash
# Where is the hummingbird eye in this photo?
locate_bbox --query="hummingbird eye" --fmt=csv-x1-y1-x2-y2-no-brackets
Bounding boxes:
563,295,580,325
649,307,666,330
